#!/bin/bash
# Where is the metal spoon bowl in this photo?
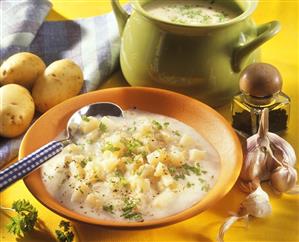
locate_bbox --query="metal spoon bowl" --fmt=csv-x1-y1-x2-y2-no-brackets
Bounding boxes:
0,102,123,192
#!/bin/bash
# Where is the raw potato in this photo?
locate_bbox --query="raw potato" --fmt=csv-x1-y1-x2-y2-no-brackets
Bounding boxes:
32,59,84,113
0,84,35,138
0,52,46,89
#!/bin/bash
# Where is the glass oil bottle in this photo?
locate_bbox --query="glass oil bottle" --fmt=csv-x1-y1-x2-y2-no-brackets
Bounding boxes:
231,63,290,137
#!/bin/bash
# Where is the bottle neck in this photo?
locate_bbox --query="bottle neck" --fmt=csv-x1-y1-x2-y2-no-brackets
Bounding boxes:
242,92,278,107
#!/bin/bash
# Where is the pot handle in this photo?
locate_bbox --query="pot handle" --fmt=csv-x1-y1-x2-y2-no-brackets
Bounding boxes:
232,21,281,72
111,0,130,35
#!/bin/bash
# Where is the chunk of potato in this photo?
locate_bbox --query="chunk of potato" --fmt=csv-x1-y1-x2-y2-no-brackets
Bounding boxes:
154,162,169,177
0,84,35,137
32,59,83,113
179,134,194,147
153,189,175,208
80,116,99,134
85,193,102,209
189,149,206,161
0,52,45,89
168,146,185,167
147,149,168,167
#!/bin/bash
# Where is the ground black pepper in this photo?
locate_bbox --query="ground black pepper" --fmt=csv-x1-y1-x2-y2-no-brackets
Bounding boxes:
232,109,288,136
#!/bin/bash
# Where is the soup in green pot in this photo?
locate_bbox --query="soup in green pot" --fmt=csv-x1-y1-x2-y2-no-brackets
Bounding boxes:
144,0,238,25
111,0,280,106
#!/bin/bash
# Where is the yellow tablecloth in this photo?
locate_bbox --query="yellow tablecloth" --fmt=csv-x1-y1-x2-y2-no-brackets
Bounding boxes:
1,1,298,242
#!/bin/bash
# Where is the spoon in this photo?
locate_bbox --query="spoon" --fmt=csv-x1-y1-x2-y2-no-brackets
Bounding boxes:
0,102,123,192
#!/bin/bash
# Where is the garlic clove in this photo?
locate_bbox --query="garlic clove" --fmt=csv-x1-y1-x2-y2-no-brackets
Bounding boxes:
270,166,297,193
217,186,271,242
240,143,269,182
268,132,296,168
239,178,260,193
240,186,272,218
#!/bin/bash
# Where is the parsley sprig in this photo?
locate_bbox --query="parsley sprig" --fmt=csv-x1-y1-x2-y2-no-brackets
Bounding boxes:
1,199,75,242
55,220,74,242
5,199,38,236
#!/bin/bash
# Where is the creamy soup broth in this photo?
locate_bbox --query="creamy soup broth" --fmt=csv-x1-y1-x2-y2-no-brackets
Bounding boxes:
42,110,220,222
144,0,241,25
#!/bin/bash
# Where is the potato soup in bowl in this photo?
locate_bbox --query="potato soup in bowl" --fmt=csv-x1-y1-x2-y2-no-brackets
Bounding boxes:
42,110,220,222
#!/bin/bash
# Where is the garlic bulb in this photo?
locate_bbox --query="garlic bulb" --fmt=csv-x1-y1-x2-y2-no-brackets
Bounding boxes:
239,108,297,193
217,186,271,242
270,166,297,193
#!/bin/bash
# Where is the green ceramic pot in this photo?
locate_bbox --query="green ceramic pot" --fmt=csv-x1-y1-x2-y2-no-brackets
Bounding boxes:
112,0,280,106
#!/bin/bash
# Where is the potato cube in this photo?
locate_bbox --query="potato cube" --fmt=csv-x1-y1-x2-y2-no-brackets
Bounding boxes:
80,116,99,133
160,130,175,142
154,162,169,177
179,134,194,147
100,116,116,130
161,174,174,187
168,146,185,167
102,156,119,173
138,164,155,178
189,149,206,161
85,193,102,209
147,149,168,166
69,161,85,178
65,144,82,154
71,183,88,202
71,189,83,203
153,189,175,208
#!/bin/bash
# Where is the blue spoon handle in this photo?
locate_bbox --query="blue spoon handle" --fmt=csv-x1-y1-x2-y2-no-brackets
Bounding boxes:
0,141,64,192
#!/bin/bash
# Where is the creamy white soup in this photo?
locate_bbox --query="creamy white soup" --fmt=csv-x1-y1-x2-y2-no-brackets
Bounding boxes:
42,110,220,222
144,0,239,25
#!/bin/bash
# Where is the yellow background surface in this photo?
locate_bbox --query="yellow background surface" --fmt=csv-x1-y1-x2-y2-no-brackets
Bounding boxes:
1,1,298,242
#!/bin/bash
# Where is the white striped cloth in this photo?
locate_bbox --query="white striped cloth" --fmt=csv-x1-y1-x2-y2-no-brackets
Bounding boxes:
0,0,128,166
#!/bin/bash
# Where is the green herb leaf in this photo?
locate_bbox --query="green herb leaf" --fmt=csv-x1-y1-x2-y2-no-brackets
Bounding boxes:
80,159,88,168
55,220,74,242
6,200,38,236
121,198,143,221
103,204,114,214
163,122,170,128
172,130,181,136
152,120,163,130
81,115,90,122
122,138,143,156
102,142,121,152
99,122,108,132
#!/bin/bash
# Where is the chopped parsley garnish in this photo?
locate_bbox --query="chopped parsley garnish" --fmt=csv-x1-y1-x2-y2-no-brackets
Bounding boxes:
172,130,181,136
121,198,143,221
102,142,120,152
99,122,107,132
152,120,163,130
115,171,129,187
163,122,170,128
169,163,205,181
80,159,87,168
81,115,90,122
182,163,202,176
103,204,114,214
122,138,143,156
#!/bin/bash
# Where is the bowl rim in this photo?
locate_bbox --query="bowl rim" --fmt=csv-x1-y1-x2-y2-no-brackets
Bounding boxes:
21,87,242,228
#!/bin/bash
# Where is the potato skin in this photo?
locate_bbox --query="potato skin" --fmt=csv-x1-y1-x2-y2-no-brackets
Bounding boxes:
0,84,35,138
0,52,46,89
32,59,84,113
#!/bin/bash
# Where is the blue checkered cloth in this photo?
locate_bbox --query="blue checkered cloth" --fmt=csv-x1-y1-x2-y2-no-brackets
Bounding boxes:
0,0,125,166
